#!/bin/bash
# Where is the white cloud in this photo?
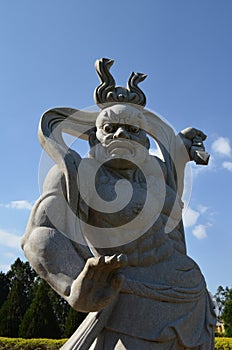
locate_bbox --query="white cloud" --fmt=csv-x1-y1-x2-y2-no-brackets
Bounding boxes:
0,229,21,248
222,161,232,172
192,224,207,239
211,137,231,157
183,207,200,228
197,204,208,214
8,200,33,210
0,200,33,210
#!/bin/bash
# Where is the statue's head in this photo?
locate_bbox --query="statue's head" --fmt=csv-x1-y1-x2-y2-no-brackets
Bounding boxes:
88,58,150,168
89,104,150,168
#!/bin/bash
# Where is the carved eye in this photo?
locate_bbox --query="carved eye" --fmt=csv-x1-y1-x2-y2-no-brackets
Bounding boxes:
103,123,114,133
128,125,140,134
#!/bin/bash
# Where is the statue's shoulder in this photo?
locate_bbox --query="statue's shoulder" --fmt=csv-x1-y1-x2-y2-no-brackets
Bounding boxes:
41,156,99,195
146,154,167,179
42,164,67,194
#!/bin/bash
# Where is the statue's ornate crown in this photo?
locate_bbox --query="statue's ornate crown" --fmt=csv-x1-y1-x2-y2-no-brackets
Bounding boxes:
94,58,147,108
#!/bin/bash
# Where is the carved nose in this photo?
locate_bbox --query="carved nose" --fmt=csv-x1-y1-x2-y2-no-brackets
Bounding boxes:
113,127,129,139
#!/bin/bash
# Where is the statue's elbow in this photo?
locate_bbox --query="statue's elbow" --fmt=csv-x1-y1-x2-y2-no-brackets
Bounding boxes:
21,227,50,279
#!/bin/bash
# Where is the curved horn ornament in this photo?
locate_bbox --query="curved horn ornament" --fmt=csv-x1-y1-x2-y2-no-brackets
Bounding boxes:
94,58,116,107
127,72,147,107
94,58,147,108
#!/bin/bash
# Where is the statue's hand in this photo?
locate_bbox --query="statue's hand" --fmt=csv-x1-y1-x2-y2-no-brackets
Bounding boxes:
179,127,209,165
69,254,127,312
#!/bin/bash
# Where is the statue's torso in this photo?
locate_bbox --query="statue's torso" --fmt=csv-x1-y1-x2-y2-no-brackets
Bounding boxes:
79,160,203,289
78,161,212,346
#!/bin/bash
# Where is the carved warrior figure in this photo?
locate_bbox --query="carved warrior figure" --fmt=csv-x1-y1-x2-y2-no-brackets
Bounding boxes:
22,58,216,349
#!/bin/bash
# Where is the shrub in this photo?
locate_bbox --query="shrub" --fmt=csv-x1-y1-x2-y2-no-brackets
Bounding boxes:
1,337,231,349
215,337,232,349
0,337,67,350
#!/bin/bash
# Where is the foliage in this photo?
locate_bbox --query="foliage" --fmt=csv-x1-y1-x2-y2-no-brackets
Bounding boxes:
0,337,231,350
47,286,70,337
19,280,61,339
215,337,232,349
0,337,67,350
0,258,86,339
215,331,226,338
214,286,231,322
0,258,40,337
0,272,10,308
223,289,232,337
63,307,86,337
6,258,38,300
0,277,27,337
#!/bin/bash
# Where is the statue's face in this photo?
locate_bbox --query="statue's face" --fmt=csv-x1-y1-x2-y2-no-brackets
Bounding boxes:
92,104,150,168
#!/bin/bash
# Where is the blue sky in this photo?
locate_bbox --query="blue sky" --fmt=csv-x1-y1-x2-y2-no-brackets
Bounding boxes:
0,0,231,295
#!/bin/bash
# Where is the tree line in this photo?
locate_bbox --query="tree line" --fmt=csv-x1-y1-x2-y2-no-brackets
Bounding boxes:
0,258,86,339
0,257,231,339
214,285,232,336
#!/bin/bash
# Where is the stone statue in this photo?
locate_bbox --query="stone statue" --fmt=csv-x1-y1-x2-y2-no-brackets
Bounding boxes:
22,58,216,349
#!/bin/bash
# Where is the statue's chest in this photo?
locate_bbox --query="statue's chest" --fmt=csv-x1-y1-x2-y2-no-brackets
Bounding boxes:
88,171,147,226
99,176,146,202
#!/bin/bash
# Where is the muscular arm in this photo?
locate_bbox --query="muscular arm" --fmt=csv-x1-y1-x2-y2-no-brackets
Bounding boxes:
21,165,126,312
22,165,86,295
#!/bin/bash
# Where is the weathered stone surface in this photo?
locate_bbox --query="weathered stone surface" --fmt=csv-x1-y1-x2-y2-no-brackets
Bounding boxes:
22,59,216,349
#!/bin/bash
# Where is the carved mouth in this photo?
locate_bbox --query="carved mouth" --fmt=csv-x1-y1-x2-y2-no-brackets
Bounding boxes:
105,140,135,157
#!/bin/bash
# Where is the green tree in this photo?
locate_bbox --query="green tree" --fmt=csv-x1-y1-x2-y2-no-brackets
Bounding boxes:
47,287,70,337
19,279,61,338
6,258,38,307
0,272,10,308
0,277,27,336
64,307,86,338
0,258,39,337
214,285,231,321
223,288,232,337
